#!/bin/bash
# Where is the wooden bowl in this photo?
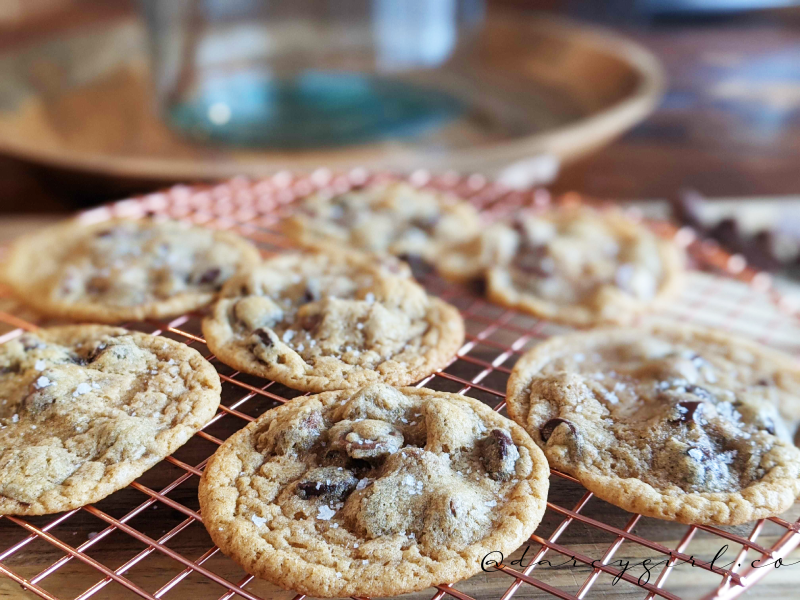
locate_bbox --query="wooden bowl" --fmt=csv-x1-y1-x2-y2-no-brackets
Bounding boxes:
0,10,665,181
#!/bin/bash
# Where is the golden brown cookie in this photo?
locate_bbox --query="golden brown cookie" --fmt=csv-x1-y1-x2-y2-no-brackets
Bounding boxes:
284,182,481,262
202,251,464,392
199,383,549,598
2,217,261,323
437,205,684,326
0,325,220,515
506,323,800,525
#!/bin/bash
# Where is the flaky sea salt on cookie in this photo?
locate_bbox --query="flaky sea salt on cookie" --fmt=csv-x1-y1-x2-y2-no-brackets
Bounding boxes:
0,325,220,515
198,383,549,598
506,323,800,526
202,251,464,392
2,217,261,323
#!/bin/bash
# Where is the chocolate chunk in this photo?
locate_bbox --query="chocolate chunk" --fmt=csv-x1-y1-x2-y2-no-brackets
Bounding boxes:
540,418,577,442
86,276,110,295
398,254,432,279
671,400,703,424
253,328,275,348
480,429,520,481
300,287,317,304
69,353,87,367
95,229,115,238
198,267,221,285
20,337,43,352
0,365,15,375
412,214,441,232
300,313,321,332
296,467,357,500
86,343,108,363
512,246,551,278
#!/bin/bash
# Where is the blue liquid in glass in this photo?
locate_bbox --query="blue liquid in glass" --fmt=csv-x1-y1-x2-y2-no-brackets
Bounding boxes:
167,70,463,148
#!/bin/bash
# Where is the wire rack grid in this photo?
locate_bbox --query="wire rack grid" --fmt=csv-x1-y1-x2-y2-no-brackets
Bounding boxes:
0,170,799,600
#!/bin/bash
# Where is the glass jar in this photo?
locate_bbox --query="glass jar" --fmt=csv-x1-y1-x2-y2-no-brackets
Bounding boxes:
140,0,484,148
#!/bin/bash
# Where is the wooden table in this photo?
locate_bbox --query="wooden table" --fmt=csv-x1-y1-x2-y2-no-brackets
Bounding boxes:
1,7,800,211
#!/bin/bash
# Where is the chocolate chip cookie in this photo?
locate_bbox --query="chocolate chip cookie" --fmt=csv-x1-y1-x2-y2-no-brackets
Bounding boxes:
202,251,465,392
2,218,261,323
284,182,481,263
0,325,221,515
506,323,800,525
438,206,684,326
199,383,549,598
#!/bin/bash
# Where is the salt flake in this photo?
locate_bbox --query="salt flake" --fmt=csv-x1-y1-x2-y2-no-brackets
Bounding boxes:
317,505,336,521
72,383,92,397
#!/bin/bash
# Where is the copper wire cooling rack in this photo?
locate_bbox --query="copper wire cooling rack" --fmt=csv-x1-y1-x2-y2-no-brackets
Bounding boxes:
0,171,799,600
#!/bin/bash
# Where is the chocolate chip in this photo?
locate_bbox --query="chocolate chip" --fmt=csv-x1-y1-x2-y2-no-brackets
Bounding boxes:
540,418,577,442
86,343,108,363
300,288,316,304
253,329,275,348
69,354,87,366
20,337,43,351
670,400,703,423
86,277,109,295
412,214,441,232
512,246,551,278
95,229,114,238
398,254,432,279
198,267,221,285
756,378,770,386
300,313,321,332
480,429,520,481
296,467,357,500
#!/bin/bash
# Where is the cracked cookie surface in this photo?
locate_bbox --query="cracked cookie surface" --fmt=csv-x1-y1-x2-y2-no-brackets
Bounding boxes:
438,206,683,326
202,251,465,392
2,218,261,323
284,182,481,263
0,325,221,515
198,383,549,598
506,323,800,525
